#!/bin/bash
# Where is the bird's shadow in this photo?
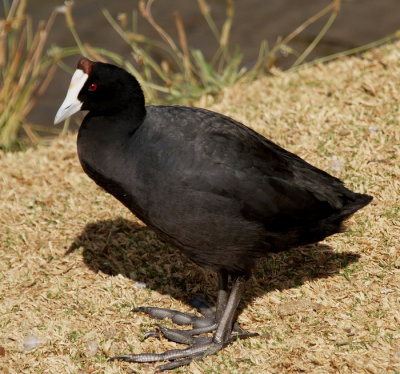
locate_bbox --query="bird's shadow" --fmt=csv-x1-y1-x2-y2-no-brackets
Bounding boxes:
66,218,360,311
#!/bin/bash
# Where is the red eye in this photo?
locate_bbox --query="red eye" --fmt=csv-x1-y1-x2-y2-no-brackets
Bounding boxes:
88,83,97,91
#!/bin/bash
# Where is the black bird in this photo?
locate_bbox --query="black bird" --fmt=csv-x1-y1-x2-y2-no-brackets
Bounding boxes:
55,58,372,370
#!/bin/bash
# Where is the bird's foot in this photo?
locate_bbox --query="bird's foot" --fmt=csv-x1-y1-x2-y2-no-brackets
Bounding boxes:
109,298,257,371
110,330,256,371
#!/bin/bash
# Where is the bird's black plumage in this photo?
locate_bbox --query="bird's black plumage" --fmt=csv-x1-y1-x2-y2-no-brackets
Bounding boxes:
56,58,372,370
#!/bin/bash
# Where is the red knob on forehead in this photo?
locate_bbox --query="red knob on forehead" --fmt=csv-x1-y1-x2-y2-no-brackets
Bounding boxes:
77,57,94,75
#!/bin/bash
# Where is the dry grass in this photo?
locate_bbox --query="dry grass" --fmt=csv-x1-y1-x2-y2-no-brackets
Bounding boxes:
1,42,399,374
0,0,60,149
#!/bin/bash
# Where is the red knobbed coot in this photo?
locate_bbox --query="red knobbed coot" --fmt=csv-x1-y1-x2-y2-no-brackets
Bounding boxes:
55,58,372,370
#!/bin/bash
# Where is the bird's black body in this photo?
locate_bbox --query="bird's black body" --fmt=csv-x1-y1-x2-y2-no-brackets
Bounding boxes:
58,59,372,370
78,104,371,275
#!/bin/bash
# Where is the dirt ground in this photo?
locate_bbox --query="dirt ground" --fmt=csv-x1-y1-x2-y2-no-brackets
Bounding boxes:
0,42,399,373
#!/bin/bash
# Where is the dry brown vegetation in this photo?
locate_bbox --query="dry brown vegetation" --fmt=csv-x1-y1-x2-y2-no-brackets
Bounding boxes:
0,42,399,374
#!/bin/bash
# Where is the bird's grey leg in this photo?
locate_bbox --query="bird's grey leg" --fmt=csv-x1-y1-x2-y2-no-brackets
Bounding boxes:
110,275,257,371
215,270,229,322
214,271,248,334
210,275,255,348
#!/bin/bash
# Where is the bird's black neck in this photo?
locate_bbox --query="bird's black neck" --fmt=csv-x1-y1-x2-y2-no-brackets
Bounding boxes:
77,103,146,184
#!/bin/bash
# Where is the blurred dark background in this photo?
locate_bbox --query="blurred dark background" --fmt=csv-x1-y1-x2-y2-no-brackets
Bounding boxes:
17,0,400,125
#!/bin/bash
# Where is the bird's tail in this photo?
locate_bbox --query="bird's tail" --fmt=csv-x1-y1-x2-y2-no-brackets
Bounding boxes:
338,192,373,221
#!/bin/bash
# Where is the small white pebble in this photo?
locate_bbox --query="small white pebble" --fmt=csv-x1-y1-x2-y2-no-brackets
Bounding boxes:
380,289,394,294
86,339,99,357
23,335,40,352
329,156,343,173
133,281,147,289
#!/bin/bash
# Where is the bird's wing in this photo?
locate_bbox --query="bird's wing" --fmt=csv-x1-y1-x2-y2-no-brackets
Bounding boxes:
176,112,338,228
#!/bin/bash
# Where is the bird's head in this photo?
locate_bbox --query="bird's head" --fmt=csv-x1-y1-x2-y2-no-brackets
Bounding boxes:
54,58,144,124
